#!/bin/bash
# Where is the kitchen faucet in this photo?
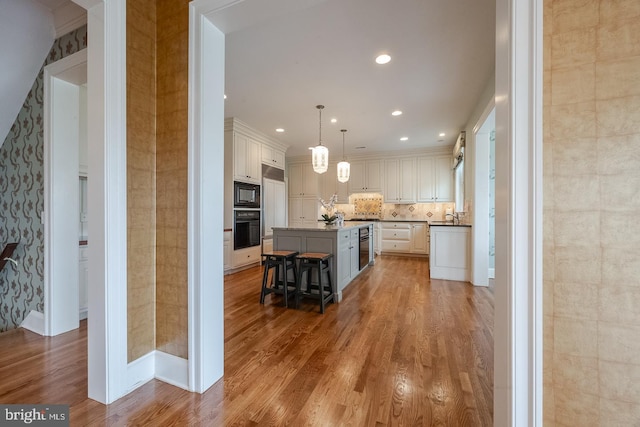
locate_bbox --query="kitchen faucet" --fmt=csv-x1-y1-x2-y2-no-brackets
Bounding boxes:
445,212,461,225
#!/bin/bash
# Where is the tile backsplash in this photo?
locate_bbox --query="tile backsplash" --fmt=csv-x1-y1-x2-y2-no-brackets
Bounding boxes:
334,193,455,221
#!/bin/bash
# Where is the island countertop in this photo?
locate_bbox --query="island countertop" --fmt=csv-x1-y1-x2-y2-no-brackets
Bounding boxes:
272,221,374,232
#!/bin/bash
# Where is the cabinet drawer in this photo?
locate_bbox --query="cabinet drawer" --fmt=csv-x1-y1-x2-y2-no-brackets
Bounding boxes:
381,222,411,230
381,240,411,252
233,246,261,267
381,229,411,241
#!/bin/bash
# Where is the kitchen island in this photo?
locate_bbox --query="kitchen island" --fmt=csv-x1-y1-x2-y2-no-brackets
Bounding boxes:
272,222,374,302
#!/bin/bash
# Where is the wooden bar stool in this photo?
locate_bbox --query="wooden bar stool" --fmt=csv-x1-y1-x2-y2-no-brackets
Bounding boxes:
260,250,298,307
295,252,334,314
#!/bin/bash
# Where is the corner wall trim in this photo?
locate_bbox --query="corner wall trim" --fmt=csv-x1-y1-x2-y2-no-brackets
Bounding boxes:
20,310,45,335
127,351,155,392
155,351,189,390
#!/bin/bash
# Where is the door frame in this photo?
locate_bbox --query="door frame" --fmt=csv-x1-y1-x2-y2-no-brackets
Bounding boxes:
43,49,87,336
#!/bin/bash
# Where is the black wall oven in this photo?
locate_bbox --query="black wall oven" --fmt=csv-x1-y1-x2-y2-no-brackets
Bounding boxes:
234,210,261,250
234,181,260,208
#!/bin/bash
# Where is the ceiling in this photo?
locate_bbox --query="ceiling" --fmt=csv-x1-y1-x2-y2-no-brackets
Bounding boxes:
222,0,496,158
31,0,495,159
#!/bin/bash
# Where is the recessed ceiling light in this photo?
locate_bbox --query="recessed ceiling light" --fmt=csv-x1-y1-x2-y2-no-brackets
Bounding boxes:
439,132,445,137
331,118,337,123
400,137,408,141
375,54,391,65
275,128,284,133
391,110,402,116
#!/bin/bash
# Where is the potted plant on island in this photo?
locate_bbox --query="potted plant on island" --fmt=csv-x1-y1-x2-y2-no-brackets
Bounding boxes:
319,194,338,225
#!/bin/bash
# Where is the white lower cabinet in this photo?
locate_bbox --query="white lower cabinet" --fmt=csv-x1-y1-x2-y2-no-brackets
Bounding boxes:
338,228,361,288
223,231,231,271
380,222,429,255
232,246,261,269
429,225,471,281
410,223,428,254
79,245,88,319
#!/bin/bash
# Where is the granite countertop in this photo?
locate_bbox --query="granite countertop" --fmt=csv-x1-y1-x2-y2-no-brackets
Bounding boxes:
273,221,374,232
428,221,472,227
379,219,430,223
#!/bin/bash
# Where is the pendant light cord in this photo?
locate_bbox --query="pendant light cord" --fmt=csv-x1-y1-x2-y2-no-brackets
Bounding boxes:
316,105,324,146
341,129,347,160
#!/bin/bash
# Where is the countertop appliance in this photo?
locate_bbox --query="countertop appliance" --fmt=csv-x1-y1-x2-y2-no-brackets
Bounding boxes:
234,210,261,250
359,226,370,270
234,181,260,208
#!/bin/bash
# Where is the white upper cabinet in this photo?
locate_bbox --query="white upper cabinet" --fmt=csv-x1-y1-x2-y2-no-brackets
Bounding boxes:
288,162,318,197
349,160,383,193
384,158,415,203
288,197,319,227
233,132,261,184
320,163,349,203
416,155,453,203
261,144,285,170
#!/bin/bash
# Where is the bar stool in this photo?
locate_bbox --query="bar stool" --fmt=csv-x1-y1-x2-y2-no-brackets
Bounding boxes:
295,252,334,314
260,250,298,307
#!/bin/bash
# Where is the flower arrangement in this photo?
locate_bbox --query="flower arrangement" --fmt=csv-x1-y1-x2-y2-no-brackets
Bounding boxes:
319,194,338,224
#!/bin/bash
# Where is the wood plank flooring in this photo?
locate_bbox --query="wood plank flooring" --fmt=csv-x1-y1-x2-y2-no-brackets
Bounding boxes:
0,255,493,426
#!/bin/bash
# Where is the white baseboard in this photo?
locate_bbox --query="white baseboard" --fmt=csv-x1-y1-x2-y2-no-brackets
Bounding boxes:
489,268,495,279
127,351,156,392
79,308,88,320
20,310,44,335
126,350,190,393
155,351,189,391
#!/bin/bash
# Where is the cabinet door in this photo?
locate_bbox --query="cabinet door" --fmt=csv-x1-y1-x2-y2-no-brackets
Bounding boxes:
233,132,250,181
365,160,383,192
302,162,318,196
261,145,285,170
223,231,231,270
416,157,435,202
411,223,428,253
337,231,351,286
289,164,303,196
79,247,88,315
289,197,303,226
272,149,285,169
383,159,400,202
247,138,261,182
290,162,317,196
263,179,286,236
302,197,319,226
274,181,287,228
350,230,360,277
348,161,366,192
233,133,260,183
434,156,454,202
399,158,416,203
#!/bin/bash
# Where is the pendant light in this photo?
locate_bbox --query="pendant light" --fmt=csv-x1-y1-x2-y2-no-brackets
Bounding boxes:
311,105,329,174
337,129,350,183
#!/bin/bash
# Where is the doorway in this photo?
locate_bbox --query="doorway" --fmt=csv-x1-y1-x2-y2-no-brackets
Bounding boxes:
43,49,87,336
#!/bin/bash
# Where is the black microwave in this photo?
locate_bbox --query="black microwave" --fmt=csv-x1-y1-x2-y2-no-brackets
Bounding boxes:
234,181,260,208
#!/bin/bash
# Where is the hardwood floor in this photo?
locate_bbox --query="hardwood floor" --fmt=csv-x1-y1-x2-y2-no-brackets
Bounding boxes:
0,255,494,426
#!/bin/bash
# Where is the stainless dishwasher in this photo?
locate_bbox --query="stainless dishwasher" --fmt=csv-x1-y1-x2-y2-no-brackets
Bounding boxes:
359,227,370,270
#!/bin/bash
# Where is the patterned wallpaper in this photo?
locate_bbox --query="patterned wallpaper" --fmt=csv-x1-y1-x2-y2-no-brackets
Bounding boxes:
0,26,87,332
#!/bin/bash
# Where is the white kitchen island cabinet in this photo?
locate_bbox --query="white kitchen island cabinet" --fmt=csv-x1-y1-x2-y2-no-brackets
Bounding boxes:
429,224,471,281
273,222,374,302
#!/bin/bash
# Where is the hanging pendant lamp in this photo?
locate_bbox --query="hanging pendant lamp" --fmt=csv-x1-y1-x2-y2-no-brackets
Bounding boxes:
337,129,350,183
311,105,329,174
